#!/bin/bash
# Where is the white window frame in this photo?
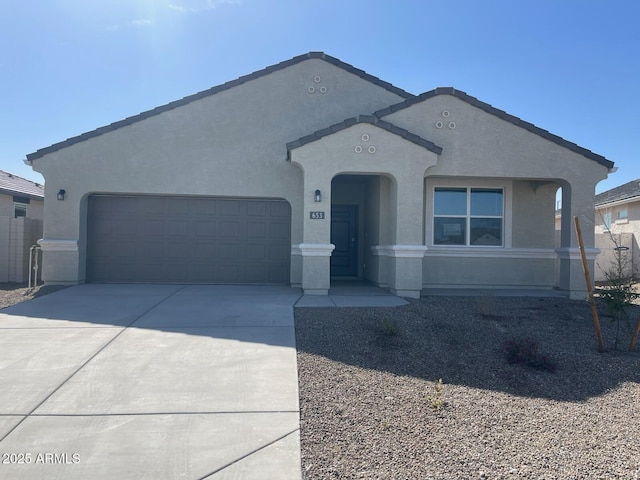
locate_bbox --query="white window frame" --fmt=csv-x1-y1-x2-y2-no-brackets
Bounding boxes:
425,179,512,248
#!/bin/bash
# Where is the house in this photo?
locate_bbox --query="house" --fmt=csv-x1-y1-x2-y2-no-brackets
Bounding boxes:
0,169,44,282
593,179,640,281
24,52,614,299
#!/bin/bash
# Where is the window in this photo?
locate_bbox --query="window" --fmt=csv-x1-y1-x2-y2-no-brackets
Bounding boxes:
12,196,30,219
617,208,628,220
434,187,503,246
14,203,27,218
602,212,612,229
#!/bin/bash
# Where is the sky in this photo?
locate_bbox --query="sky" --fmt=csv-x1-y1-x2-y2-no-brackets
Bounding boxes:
1,0,638,194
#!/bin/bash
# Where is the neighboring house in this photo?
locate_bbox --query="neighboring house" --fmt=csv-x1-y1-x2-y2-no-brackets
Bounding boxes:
593,179,640,281
0,169,44,282
24,52,614,299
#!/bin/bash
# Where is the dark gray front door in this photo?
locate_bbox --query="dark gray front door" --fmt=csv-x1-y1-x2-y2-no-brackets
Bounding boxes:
330,205,358,277
86,195,291,284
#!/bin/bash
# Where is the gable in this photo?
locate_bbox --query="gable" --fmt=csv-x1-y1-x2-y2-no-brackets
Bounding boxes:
377,87,614,170
377,89,613,181
26,52,412,163
287,116,441,178
287,114,442,157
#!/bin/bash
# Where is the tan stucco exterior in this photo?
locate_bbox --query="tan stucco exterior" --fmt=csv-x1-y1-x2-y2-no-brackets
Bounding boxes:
594,197,640,280
26,53,613,299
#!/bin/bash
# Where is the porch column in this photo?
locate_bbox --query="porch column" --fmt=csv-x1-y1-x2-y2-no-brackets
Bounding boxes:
385,173,427,298
297,172,333,295
38,238,81,285
556,181,600,299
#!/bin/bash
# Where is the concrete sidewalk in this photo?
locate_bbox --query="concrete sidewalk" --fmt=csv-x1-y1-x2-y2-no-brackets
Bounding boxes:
295,281,409,307
0,284,302,480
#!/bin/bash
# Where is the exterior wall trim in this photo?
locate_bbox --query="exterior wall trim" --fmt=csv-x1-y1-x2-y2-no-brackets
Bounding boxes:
426,247,558,259
291,243,335,257
38,238,78,252
371,244,429,258
555,247,599,261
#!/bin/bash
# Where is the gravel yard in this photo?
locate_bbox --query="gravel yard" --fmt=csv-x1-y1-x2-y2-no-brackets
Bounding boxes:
295,294,640,480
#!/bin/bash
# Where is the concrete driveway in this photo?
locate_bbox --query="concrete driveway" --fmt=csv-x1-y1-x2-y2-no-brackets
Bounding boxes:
0,284,302,479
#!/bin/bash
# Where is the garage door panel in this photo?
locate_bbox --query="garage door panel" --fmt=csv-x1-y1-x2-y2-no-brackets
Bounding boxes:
219,221,240,238
269,202,290,217
247,202,266,216
211,264,241,282
166,220,190,237
270,244,290,260
218,243,239,260
163,198,190,216
269,222,290,239
87,196,290,284
195,221,216,237
217,201,240,216
141,219,164,236
246,244,266,259
247,222,266,238
192,199,216,216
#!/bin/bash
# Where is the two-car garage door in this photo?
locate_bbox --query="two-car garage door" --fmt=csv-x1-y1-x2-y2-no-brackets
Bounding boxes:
86,195,291,284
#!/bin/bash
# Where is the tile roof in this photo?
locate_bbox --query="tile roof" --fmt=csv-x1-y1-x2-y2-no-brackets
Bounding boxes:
286,115,443,157
0,169,44,199
26,52,413,161
596,179,640,206
375,87,615,169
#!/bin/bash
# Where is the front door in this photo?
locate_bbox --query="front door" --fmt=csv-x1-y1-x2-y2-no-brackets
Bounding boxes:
330,205,358,277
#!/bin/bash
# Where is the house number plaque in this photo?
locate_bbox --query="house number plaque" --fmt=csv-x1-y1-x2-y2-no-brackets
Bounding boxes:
309,211,325,219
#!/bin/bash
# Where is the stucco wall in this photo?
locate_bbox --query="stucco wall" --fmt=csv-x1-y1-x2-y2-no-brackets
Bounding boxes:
30,58,406,284
511,181,557,249
0,216,43,283
423,255,557,288
382,95,608,186
595,199,640,280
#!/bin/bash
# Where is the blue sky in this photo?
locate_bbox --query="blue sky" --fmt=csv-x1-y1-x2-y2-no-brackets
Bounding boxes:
2,0,638,193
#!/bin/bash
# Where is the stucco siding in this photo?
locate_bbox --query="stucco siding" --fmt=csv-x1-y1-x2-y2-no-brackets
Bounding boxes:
511,180,557,249
423,255,557,288
0,195,13,217
595,199,640,279
382,95,609,184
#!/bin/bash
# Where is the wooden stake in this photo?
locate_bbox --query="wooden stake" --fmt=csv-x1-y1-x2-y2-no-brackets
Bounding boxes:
573,216,605,353
629,316,640,351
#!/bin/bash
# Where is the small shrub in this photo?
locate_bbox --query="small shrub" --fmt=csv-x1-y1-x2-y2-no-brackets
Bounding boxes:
596,219,640,348
427,378,444,411
502,338,557,373
380,318,401,337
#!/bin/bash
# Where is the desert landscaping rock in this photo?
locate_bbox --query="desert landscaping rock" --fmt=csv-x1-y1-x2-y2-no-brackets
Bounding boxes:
295,295,640,479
